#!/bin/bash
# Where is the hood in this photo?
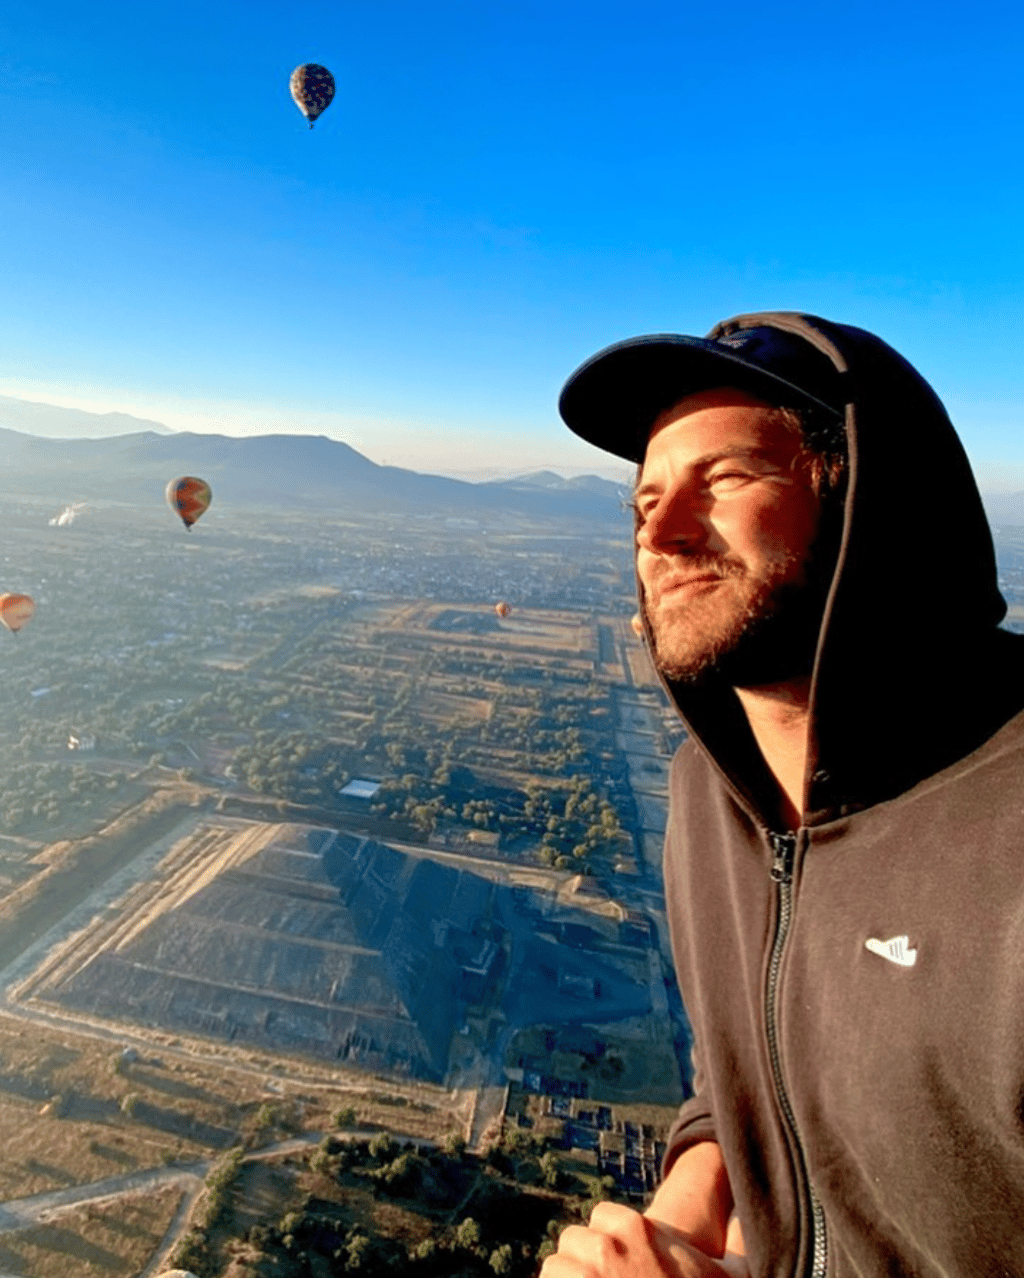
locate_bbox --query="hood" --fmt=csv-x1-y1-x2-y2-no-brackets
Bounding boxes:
642,311,1024,829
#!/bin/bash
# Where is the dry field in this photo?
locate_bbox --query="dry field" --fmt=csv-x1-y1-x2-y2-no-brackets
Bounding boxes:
0,1013,463,1205
0,1185,183,1278
0,1016,256,1200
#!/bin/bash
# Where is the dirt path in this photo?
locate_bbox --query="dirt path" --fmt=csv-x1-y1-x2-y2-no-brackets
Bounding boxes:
0,1163,207,1234
138,1175,205,1278
139,1139,323,1277
0,1139,323,1237
466,1024,514,1151
0,1130,440,1277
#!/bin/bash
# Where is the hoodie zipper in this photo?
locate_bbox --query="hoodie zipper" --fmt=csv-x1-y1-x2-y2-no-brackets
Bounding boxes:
767,831,828,1278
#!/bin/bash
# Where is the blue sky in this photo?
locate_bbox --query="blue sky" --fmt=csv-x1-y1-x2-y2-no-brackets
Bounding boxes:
1,0,1023,484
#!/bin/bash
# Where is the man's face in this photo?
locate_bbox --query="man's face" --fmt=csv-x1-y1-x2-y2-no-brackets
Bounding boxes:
635,388,826,686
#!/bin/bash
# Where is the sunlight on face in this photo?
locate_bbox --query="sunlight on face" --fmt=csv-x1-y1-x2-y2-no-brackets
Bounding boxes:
635,389,822,684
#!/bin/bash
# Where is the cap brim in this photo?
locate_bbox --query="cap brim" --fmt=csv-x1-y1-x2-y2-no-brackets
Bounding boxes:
558,334,840,464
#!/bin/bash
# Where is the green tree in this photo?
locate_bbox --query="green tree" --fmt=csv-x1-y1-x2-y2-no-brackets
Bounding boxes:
344,1230,370,1270
254,1101,276,1129
489,1243,514,1274
456,1217,482,1250
369,1131,397,1163
411,1237,437,1261
540,1151,562,1189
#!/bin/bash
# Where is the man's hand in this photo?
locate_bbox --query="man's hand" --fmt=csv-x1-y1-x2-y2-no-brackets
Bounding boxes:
539,1202,749,1277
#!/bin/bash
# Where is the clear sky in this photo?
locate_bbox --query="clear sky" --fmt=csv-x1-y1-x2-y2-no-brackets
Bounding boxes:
2,0,1023,485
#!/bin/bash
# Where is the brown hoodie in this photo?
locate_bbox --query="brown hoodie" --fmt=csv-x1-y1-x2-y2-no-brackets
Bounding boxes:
656,313,1024,1277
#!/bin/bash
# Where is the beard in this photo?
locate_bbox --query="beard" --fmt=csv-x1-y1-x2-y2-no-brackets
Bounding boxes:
645,549,828,689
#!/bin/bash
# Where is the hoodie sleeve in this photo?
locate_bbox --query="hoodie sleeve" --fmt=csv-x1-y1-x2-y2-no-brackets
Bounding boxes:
659,743,719,1177
661,1041,718,1177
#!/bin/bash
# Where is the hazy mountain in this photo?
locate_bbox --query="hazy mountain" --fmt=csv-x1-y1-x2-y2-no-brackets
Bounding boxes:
497,470,571,488
489,470,629,501
0,395,175,439
0,427,627,523
983,493,1024,527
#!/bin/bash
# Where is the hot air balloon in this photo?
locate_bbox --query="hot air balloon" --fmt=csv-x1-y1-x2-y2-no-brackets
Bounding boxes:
166,477,212,530
0,593,35,634
290,63,335,128
630,613,645,639
495,601,511,618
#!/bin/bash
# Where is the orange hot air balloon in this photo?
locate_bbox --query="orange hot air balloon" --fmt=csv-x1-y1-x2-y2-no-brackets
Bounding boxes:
630,613,644,639
166,477,212,530
495,601,511,618
0,593,35,633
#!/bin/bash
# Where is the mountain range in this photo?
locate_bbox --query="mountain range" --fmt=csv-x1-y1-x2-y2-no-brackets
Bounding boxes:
0,395,174,439
0,427,630,523
3,393,1019,528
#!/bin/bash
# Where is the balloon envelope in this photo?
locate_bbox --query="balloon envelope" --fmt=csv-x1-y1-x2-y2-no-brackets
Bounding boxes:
0,593,35,633
166,477,212,529
495,601,511,618
290,63,335,126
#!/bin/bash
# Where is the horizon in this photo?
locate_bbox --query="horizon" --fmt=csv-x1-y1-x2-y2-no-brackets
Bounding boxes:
0,393,632,485
4,388,1024,495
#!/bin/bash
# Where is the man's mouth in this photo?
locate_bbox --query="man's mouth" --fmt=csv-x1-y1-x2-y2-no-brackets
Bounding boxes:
656,573,725,598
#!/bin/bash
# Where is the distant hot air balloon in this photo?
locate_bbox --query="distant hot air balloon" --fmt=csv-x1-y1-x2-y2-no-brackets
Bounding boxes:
495,601,511,618
0,593,35,634
166,477,212,530
630,613,644,639
290,63,335,128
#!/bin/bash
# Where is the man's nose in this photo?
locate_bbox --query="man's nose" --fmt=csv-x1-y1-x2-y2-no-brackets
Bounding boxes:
636,493,704,555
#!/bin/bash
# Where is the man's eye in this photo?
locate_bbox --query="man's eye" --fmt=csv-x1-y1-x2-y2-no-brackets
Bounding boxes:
708,471,751,490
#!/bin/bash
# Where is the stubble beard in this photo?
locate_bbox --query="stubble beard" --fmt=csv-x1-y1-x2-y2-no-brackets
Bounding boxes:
646,551,825,689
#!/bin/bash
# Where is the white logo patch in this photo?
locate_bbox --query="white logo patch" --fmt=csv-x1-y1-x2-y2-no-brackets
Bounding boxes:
865,935,917,968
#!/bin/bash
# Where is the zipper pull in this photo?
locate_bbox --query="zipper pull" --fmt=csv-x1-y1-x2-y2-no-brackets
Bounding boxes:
768,831,796,884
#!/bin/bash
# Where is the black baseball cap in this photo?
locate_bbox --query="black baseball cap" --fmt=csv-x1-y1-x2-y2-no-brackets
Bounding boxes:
558,325,848,463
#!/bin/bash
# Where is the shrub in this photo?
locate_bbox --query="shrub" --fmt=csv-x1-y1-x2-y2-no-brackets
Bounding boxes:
344,1230,370,1270
455,1217,481,1250
489,1243,514,1275
540,1151,562,1189
368,1132,397,1163
169,1229,210,1275
254,1102,277,1129
443,1132,467,1158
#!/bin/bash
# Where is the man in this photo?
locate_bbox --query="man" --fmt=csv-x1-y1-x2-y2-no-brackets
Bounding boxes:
544,312,1024,1277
